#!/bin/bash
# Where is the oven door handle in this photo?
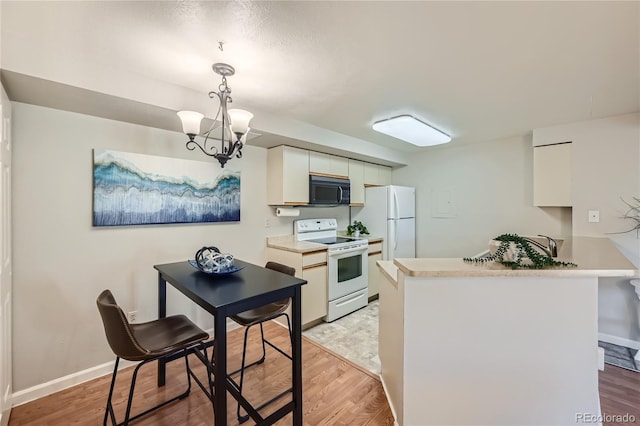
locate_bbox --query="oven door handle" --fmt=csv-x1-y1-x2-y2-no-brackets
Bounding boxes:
328,246,368,257
338,186,343,203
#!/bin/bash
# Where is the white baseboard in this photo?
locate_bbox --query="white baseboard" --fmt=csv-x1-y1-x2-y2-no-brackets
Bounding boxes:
598,332,640,350
11,359,136,407
0,409,10,426
379,374,399,426
11,322,239,408
598,347,605,371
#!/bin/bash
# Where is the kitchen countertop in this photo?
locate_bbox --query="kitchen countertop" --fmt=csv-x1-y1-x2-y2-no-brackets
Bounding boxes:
266,235,328,253
377,260,398,285
337,231,383,243
394,236,638,278
267,234,383,254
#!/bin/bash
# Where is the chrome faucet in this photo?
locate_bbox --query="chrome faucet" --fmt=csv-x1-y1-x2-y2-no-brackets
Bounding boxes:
522,235,558,257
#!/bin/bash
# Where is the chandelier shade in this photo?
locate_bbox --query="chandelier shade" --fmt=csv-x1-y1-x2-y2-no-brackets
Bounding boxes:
177,63,253,168
228,109,253,135
176,111,204,136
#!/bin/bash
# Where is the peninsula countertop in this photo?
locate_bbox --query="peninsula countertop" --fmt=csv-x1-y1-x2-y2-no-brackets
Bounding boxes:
394,237,639,278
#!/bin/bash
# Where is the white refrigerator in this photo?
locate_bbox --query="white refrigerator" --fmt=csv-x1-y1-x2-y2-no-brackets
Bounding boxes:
353,185,415,260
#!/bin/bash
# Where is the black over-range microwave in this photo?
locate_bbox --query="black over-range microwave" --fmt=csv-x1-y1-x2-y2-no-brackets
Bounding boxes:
309,175,351,205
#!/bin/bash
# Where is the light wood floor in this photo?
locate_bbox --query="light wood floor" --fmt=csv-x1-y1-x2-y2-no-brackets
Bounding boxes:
599,364,640,426
8,321,394,425
8,321,640,425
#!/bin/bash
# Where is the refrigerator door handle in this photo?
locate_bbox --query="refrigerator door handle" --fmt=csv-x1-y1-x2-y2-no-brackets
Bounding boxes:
393,190,400,250
393,189,399,220
394,220,399,251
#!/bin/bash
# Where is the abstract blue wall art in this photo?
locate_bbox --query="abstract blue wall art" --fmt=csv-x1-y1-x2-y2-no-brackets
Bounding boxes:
93,149,240,226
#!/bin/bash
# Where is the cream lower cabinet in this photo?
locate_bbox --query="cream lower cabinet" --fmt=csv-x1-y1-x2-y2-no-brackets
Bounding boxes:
301,264,327,325
368,242,383,298
266,247,328,327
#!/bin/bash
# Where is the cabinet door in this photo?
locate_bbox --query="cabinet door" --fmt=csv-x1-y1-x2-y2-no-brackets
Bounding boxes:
363,162,379,185
310,152,348,177
348,159,365,205
309,151,331,175
368,252,382,298
301,264,327,325
533,143,572,207
267,146,309,205
283,147,310,204
364,163,392,186
379,166,392,185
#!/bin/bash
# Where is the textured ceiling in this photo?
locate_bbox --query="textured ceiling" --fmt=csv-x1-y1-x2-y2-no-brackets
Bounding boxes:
1,1,638,156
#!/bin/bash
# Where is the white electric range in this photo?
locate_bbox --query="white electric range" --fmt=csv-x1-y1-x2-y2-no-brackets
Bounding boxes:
295,218,368,322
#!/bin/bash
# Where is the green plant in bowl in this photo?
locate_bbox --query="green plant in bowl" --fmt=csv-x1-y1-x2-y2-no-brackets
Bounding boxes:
463,233,576,270
347,220,369,237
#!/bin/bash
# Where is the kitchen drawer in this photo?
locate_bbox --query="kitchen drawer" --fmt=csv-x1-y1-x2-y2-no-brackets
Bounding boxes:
302,250,327,267
368,242,383,255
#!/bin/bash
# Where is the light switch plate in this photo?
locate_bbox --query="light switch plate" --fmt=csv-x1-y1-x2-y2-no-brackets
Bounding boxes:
588,210,600,223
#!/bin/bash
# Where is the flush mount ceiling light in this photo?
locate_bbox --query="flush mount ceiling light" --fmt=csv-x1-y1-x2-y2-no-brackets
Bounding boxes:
177,62,253,168
372,115,451,147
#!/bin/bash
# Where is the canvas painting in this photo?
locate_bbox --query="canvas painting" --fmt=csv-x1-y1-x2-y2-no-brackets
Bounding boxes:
93,149,240,226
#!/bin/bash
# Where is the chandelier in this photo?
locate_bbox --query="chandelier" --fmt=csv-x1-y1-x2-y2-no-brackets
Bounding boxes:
177,63,253,168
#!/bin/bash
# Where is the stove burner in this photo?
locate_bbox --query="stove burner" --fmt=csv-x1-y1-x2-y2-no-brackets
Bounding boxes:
306,236,356,245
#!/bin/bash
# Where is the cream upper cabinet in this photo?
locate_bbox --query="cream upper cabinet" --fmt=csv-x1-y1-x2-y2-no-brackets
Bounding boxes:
309,151,349,178
364,163,392,186
267,146,309,205
379,166,392,185
348,159,365,206
533,142,572,207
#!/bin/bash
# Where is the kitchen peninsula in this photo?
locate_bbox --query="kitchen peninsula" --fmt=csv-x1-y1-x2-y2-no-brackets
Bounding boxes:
378,237,638,426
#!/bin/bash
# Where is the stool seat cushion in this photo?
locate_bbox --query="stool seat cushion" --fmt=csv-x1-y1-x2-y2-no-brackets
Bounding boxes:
132,315,210,359
231,299,290,327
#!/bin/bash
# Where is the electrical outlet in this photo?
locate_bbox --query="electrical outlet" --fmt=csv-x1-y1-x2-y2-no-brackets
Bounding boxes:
127,311,137,323
265,218,271,228
588,210,600,223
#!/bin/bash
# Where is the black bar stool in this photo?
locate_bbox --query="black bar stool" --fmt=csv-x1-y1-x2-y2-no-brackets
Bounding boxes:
96,289,212,426
228,261,295,423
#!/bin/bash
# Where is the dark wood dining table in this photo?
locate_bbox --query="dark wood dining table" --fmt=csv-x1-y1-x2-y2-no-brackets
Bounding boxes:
154,259,307,425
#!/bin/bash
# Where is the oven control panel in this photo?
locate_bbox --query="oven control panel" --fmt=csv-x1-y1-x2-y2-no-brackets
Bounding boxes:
294,218,338,235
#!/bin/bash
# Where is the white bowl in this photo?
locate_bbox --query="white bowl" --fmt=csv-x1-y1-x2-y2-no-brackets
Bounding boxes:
488,240,519,262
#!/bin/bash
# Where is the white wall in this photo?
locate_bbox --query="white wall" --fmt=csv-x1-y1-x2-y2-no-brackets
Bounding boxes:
11,101,639,395
392,134,572,257
392,113,640,344
542,113,640,343
11,102,348,392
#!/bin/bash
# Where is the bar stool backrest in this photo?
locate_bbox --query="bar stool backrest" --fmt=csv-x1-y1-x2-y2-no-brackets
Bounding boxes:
96,289,149,361
265,261,295,277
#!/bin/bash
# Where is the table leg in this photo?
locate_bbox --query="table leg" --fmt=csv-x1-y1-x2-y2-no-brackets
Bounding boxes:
157,274,167,387
214,310,227,424
292,286,303,425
